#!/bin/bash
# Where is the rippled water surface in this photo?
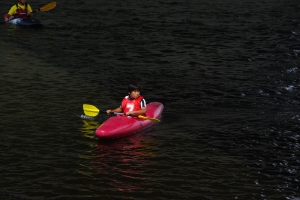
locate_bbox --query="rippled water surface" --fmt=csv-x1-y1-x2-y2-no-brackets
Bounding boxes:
1,0,300,199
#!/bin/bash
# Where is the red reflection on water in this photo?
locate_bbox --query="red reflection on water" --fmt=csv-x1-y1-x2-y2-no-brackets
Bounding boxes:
79,119,159,192
93,130,158,192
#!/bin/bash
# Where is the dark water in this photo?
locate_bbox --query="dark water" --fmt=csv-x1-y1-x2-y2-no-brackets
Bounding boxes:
1,0,300,199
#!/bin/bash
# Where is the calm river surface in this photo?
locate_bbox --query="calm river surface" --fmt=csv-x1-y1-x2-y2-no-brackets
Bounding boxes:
1,0,300,199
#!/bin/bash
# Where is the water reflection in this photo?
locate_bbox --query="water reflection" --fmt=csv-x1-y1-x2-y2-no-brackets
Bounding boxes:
93,131,158,192
79,119,99,139
79,119,158,192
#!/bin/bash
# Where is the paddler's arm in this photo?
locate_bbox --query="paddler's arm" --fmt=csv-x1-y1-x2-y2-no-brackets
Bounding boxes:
106,107,123,114
4,15,13,22
5,5,17,22
27,4,33,17
126,107,146,116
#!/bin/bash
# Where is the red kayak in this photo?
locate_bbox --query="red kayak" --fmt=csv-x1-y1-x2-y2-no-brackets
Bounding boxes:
95,102,164,139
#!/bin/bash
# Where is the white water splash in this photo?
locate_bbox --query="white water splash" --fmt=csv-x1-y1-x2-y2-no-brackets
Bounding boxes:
80,114,94,120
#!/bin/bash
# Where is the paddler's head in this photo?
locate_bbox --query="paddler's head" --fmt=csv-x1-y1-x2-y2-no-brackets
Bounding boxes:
18,0,26,5
128,82,141,99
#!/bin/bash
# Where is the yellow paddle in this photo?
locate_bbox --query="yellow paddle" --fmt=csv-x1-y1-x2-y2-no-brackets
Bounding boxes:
82,104,161,122
83,104,105,117
32,2,57,13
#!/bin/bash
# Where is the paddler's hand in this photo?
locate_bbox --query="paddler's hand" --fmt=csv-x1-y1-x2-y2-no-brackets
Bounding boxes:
4,16,10,22
27,12,33,17
126,111,134,116
106,110,112,114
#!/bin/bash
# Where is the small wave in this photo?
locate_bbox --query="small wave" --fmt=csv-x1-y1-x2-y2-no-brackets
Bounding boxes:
284,85,295,91
286,196,300,200
0,188,29,200
286,67,298,73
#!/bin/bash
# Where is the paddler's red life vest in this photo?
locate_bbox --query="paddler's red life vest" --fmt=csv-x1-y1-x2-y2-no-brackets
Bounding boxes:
122,95,145,115
15,3,28,19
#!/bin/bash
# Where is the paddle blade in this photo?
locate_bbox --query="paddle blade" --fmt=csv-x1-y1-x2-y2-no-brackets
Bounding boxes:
83,104,100,117
138,115,161,122
34,2,56,13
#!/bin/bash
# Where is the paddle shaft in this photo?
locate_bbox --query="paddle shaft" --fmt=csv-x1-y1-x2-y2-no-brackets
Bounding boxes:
83,104,160,122
104,111,136,116
108,112,160,122
100,110,123,115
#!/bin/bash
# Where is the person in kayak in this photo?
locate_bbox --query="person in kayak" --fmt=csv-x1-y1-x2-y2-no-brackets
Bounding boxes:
4,0,33,22
106,82,147,116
